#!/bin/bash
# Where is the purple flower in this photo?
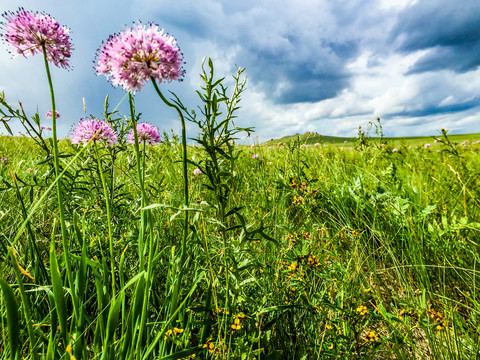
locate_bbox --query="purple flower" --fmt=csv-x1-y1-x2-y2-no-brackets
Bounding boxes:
45,110,60,118
193,168,202,176
71,118,117,146
392,148,399,153
95,22,185,92
128,122,161,145
1,157,7,165
424,143,431,148
269,137,274,141
252,153,259,159
344,140,348,144
1,8,72,68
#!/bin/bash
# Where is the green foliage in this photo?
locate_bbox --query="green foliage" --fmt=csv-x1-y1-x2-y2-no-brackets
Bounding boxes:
1,63,480,359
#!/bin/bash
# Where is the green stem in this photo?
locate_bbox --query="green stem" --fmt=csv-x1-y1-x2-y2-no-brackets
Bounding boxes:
128,94,147,270
42,46,78,319
151,78,189,316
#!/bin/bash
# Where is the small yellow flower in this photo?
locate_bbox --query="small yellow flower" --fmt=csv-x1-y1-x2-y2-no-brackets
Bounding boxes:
328,343,334,350
351,230,359,237
365,330,379,342
289,262,298,272
356,305,368,316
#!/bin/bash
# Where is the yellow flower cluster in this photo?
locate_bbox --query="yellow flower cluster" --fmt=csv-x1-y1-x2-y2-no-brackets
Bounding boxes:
365,330,379,342
231,313,245,330
356,305,368,316
164,327,184,340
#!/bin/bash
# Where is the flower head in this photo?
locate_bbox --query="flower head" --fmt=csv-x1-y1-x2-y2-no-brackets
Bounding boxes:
95,22,185,92
128,122,161,145
392,148,399,153
1,157,7,165
71,118,117,146
193,168,202,176
252,153,259,159
1,8,72,68
45,110,60,118
424,143,431,148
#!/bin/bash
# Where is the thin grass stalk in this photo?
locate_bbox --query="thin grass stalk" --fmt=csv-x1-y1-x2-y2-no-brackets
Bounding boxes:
151,78,189,317
41,45,78,319
129,94,147,270
94,142,116,295
8,247,39,360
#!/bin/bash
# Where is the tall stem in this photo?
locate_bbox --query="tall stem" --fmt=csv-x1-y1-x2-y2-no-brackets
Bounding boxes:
151,78,189,316
129,94,147,270
94,143,116,294
42,46,78,319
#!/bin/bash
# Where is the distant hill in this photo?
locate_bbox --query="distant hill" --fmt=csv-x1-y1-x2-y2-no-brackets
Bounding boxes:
263,132,480,147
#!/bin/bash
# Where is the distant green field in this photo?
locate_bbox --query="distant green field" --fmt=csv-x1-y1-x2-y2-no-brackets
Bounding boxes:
265,131,480,147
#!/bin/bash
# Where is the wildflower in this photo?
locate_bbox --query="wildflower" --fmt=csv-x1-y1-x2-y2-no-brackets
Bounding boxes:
203,339,215,353
70,118,117,147
314,143,320,146
424,143,431,148
344,140,348,144
193,168,202,176
434,138,439,143
1,157,7,165
365,330,379,342
231,316,242,330
356,304,368,316
289,262,298,272
1,8,72,68
328,343,334,350
269,137,274,141
252,153,259,159
351,230,359,237
128,122,161,145
392,148,399,153
95,22,185,92
45,110,60,118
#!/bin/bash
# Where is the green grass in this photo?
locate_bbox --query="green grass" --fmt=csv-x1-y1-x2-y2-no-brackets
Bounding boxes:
1,127,480,359
266,131,480,147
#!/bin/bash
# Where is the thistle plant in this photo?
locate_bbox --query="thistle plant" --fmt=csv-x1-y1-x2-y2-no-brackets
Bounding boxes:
95,21,190,356
1,5,77,317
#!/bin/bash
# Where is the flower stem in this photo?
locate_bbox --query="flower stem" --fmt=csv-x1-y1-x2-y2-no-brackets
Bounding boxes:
94,142,116,295
42,46,78,319
129,94,147,270
151,78,189,317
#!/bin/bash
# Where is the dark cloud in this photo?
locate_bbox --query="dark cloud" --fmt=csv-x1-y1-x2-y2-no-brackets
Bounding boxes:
389,97,480,118
392,1,480,73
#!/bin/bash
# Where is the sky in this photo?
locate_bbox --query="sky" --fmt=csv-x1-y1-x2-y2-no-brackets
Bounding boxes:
1,0,480,142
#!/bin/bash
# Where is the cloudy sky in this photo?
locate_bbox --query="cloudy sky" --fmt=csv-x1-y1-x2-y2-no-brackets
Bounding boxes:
1,0,480,141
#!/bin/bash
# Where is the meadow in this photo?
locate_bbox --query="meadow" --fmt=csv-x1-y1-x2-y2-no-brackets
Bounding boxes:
1,8,480,359
1,114,480,359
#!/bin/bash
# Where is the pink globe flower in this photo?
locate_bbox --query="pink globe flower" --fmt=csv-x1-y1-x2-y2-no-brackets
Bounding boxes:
95,22,185,92
252,153,259,159
71,118,117,147
45,110,60,118
1,8,72,68
128,122,161,145
193,168,202,176
392,148,399,153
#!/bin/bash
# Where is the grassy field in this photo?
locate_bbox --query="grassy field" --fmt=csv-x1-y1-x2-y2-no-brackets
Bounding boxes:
1,123,480,359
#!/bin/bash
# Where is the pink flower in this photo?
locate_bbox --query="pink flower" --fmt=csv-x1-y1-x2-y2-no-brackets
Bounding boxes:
424,143,431,148
252,153,259,159
1,8,72,68
95,22,185,92
193,168,202,176
128,123,161,145
392,148,399,153
71,118,117,146
45,110,60,118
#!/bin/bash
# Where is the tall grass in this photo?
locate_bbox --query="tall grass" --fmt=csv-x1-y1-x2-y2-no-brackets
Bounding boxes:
1,69,480,359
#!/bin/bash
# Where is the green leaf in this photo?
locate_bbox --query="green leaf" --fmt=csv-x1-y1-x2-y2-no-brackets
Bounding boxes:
50,237,68,345
0,277,20,359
